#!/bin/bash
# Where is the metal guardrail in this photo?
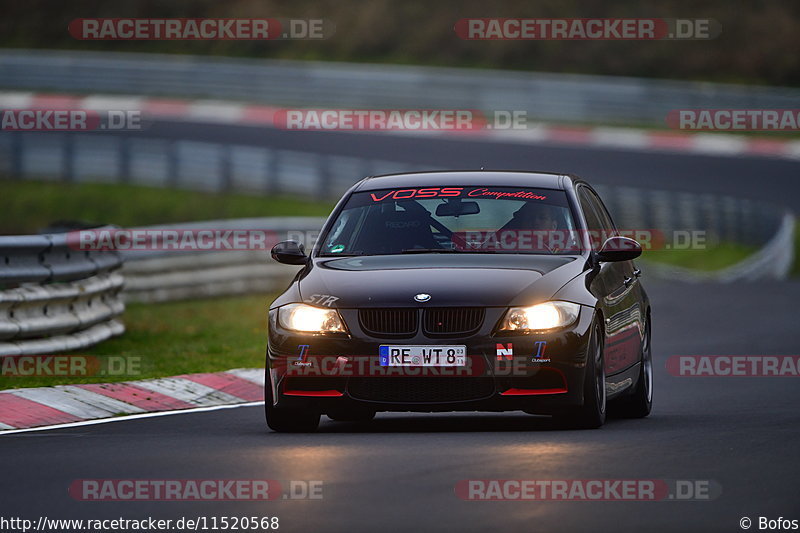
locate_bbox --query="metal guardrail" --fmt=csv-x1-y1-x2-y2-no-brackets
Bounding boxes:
0,127,788,251
0,227,125,356
643,213,795,282
0,131,419,199
2,49,800,126
119,217,324,302
0,229,121,286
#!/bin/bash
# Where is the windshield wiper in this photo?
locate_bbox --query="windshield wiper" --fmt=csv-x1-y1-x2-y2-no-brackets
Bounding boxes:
319,252,365,257
400,248,496,254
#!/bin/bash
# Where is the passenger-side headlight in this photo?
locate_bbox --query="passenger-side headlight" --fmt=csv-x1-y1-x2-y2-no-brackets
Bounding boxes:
278,303,347,333
498,301,580,332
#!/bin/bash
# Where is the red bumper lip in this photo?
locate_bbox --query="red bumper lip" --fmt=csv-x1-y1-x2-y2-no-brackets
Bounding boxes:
500,387,568,396
283,390,344,397
283,388,569,398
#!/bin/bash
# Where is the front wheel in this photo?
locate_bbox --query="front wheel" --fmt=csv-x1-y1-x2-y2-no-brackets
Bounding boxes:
264,383,320,433
557,319,606,429
611,317,653,418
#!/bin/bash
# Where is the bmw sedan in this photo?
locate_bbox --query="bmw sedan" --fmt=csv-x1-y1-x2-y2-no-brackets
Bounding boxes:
265,171,652,431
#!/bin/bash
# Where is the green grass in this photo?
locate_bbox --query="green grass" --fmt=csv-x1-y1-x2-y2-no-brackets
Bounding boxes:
640,242,758,271
0,294,275,391
0,178,334,235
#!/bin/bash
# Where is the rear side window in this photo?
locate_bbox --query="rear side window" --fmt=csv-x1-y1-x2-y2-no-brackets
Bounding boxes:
578,187,614,250
587,189,616,233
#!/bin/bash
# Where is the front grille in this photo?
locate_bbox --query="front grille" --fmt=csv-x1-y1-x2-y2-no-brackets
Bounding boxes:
359,308,417,337
348,377,495,403
423,307,485,336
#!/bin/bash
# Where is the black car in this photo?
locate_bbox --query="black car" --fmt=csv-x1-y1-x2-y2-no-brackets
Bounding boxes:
266,171,652,431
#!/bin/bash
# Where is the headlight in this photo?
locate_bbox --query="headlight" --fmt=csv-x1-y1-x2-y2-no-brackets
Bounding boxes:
278,303,347,333
498,301,580,332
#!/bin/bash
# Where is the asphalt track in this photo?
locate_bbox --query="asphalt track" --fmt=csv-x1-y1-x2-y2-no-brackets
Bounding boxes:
2,126,799,533
137,120,800,211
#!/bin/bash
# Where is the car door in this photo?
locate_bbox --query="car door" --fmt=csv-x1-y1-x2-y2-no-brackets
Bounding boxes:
578,186,643,375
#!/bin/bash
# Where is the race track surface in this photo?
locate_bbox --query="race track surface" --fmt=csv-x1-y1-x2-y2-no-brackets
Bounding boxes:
139,121,800,211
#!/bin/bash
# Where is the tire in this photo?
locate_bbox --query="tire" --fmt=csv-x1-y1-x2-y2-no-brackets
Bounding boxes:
264,383,320,433
558,319,606,429
326,409,376,423
611,316,653,419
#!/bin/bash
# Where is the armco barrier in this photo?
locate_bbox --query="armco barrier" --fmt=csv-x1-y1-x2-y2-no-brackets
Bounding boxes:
0,227,125,356
2,49,800,126
641,212,795,282
0,130,792,250
118,217,324,302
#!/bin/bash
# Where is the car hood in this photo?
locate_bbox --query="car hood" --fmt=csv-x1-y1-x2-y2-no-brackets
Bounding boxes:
292,254,584,308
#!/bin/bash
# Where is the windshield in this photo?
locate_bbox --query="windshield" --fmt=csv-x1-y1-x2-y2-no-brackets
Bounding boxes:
318,186,579,256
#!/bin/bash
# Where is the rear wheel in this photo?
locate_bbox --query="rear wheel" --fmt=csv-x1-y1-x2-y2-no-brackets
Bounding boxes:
611,316,653,418
264,383,320,433
558,320,606,429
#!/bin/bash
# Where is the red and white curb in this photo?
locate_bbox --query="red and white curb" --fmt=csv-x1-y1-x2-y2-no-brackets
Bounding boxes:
0,368,264,432
2,91,799,160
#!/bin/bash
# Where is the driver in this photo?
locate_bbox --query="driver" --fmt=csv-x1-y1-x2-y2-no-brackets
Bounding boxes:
497,203,566,252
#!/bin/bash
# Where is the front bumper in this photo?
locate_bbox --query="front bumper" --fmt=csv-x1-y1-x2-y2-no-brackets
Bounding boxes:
266,305,594,415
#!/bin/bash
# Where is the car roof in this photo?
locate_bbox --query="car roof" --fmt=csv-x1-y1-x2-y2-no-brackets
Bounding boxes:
353,170,570,191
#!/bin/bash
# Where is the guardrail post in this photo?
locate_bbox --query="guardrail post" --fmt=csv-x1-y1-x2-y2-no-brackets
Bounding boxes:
10,133,23,178
167,140,179,187
721,197,737,244
318,154,331,199
219,144,233,192
118,135,131,184
266,148,280,195
704,195,721,245
62,134,75,183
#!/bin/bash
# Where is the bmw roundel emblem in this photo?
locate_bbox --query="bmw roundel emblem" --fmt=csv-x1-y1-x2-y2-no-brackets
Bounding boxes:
414,293,431,302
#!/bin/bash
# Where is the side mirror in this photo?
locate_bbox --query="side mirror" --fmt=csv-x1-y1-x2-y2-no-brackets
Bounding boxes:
596,236,642,262
271,240,307,265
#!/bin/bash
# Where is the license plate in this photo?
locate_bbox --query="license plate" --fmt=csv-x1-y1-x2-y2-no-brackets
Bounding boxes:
379,345,466,366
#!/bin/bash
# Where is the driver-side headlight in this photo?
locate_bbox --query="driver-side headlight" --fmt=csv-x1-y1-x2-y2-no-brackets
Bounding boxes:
498,301,580,332
278,303,347,333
